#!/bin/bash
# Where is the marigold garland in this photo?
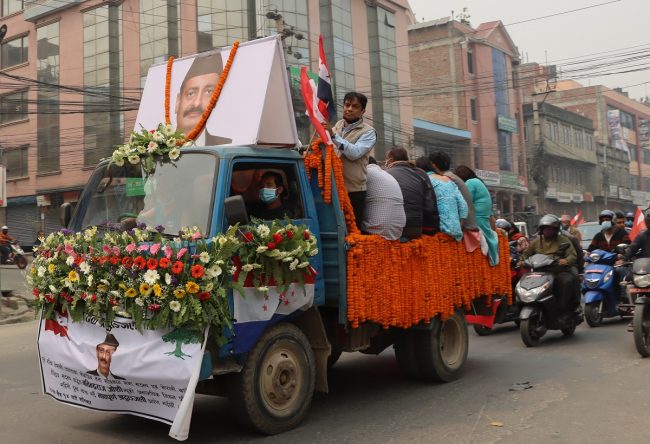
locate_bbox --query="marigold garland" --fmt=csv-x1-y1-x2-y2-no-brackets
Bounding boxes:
164,41,240,144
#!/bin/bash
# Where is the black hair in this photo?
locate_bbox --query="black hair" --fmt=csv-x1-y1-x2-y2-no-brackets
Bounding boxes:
388,147,409,162
415,156,434,172
343,92,368,110
429,151,451,171
454,165,478,182
615,211,625,219
260,171,284,189
368,156,377,165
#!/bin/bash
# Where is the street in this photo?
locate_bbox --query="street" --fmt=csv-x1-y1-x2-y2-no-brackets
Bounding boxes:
1,316,648,444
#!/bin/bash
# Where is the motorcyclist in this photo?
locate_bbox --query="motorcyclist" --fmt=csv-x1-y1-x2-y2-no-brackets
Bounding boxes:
625,211,635,229
587,210,630,252
623,209,650,262
496,218,529,253
522,214,579,314
0,226,16,263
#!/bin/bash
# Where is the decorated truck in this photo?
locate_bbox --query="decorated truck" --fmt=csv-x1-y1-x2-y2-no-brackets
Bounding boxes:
32,37,510,440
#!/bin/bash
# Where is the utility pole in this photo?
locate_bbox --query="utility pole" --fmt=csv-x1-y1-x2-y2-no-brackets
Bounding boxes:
246,0,257,41
531,95,546,213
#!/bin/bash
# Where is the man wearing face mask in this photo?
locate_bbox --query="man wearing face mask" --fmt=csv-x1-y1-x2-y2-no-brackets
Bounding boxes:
523,214,579,313
249,171,294,220
587,210,630,253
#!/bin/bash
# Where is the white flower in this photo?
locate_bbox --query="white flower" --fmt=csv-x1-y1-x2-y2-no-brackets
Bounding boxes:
169,300,181,312
79,262,90,274
87,275,94,287
166,137,177,146
165,124,174,133
282,256,294,262
208,265,222,277
49,285,58,293
218,236,227,247
216,259,225,265
116,310,130,318
135,298,145,307
136,145,147,154
256,224,270,237
199,252,210,263
128,154,141,164
242,264,254,272
297,261,310,268
168,147,181,160
257,286,269,293
152,131,165,142
256,246,268,253
66,256,75,266
229,266,237,275
165,273,172,285
204,282,214,292
252,263,262,269
289,259,299,271
143,269,160,285
147,141,158,152
112,155,125,167
308,248,319,257
37,266,46,277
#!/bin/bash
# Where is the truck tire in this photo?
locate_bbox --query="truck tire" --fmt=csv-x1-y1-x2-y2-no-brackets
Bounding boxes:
394,330,423,380
633,303,650,358
229,323,315,434
414,309,468,382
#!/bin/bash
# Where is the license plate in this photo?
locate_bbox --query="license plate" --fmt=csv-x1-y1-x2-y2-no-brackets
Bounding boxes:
628,287,650,294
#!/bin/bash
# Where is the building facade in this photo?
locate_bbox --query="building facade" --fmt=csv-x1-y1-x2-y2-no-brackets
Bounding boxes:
407,18,528,215
0,0,414,244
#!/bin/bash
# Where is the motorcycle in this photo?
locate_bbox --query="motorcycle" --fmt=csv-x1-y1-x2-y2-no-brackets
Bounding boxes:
628,257,650,357
582,249,634,327
516,252,583,347
0,242,28,269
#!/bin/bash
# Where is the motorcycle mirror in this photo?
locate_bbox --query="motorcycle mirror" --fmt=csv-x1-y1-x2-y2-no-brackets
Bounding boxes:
615,243,629,254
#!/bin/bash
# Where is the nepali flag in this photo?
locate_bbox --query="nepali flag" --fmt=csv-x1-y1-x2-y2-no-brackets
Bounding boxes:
317,35,336,122
571,210,584,226
300,66,333,145
630,207,646,241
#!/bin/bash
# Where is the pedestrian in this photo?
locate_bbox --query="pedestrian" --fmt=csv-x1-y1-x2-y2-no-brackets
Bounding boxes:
454,165,499,265
322,92,377,225
362,157,406,240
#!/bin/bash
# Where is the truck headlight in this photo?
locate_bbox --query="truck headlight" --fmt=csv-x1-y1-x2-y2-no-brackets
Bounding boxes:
633,274,650,288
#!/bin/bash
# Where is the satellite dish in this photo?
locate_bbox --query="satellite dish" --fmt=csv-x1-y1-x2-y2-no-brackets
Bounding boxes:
0,25,7,44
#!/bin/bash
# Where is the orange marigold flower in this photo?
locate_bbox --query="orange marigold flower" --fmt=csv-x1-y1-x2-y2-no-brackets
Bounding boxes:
147,258,158,270
134,256,146,270
171,260,184,275
159,257,171,268
191,264,205,278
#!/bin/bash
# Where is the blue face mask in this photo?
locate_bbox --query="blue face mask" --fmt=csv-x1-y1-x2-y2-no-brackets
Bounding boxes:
259,187,277,204
601,220,612,231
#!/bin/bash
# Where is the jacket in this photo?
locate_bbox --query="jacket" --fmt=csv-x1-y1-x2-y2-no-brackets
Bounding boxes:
625,229,650,261
523,233,577,266
386,162,437,232
332,119,375,192
587,227,630,252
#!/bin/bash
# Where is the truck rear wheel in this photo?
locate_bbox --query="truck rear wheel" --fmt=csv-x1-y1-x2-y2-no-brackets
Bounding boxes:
229,323,315,434
415,309,468,382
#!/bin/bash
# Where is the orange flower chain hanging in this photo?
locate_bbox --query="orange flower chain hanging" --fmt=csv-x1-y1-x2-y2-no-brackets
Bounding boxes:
304,139,511,329
164,41,240,144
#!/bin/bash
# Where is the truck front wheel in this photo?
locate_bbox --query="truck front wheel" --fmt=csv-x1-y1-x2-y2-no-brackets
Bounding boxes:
415,309,469,382
230,323,316,434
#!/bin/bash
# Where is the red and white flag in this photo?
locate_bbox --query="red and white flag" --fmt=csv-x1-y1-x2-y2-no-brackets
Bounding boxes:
630,207,646,240
317,35,336,123
570,210,584,226
300,67,333,145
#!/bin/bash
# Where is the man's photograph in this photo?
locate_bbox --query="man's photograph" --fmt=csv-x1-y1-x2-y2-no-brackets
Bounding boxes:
87,333,124,380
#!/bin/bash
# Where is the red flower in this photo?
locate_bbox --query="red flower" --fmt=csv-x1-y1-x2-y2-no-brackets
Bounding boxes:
81,292,87,300
159,257,171,268
191,264,205,278
197,291,210,301
273,233,283,243
121,256,133,268
74,256,84,265
286,230,294,239
171,261,184,275
45,294,54,303
98,256,109,265
109,255,121,265
109,299,118,306
91,294,97,302
147,258,159,270
32,288,40,297
149,129,156,134
243,231,254,243
134,256,146,270
303,230,310,240
148,303,161,311
266,242,276,250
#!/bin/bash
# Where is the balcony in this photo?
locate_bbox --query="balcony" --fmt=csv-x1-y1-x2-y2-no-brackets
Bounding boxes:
23,0,82,22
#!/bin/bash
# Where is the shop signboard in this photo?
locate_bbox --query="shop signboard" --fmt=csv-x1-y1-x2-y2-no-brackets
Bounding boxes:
497,114,518,133
476,169,501,186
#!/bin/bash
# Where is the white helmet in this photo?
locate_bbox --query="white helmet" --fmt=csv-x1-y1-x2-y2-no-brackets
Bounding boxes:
1,226,7,230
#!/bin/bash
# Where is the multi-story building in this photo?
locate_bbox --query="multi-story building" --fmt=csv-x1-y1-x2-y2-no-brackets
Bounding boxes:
407,18,529,215
0,0,414,244
522,102,599,219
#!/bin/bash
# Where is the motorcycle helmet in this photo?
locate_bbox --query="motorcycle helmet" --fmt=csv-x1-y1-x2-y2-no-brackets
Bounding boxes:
538,214,561,235
1,226,7,231
495,218,511,231
626,211,635,220
598,210,615,224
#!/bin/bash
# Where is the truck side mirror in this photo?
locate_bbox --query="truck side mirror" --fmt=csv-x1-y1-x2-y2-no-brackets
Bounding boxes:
60,202,72,228
224,195,249,227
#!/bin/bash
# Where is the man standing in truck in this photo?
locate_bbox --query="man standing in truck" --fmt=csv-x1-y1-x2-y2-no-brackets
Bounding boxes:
322,92,376,225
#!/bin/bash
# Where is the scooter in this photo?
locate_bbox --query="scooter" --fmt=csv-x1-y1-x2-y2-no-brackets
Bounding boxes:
627,257,650,357
1,242,28,269
582,249,634,327
516,253,583,347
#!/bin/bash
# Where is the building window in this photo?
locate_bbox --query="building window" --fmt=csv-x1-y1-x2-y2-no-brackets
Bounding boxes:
37,22,60,172
575,129,583,149
321,0,355,103
586,133,593,150
1,0,22,17
264,0,310,67
1,35,28,69
628,143,637,161
467,49,474,74
620,110,635,130
3,145,28,179
197,0,248,52
83,4,123,167
643,149,650,165
470,97,477,122
492,48,511,171
140,0,180,84
0,90,27,125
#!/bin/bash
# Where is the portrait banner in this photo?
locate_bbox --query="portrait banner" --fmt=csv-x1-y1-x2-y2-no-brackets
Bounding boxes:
37,313,207,441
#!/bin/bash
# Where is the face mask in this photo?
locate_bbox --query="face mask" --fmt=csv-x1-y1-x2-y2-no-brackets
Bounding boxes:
259,187,277,204
542,228,556,239
601,221,612,231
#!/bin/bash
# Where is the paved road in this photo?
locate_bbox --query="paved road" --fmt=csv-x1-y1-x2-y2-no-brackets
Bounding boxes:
1,317,648,444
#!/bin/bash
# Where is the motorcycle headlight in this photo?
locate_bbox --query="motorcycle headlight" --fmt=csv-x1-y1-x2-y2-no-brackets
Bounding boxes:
516,281,551,303
603,270,613,283
589,253,601,262
633,274,650,288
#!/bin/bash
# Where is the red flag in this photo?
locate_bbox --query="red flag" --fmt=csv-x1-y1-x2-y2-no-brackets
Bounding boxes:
570,210,584,226
630,207,646,240
317,35,336,122
300,66,333,145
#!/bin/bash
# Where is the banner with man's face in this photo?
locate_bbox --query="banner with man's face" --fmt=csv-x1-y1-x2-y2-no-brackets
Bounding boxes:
135,36,300,147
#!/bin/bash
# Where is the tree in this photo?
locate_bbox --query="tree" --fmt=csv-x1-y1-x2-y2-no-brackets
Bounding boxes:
457,7,471,25
162,328,202,360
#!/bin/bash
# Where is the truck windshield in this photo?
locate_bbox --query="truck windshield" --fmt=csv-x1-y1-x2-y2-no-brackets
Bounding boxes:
78,153,217,235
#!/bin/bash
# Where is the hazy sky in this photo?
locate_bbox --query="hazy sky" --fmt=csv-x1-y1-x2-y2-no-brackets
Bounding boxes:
407,0,649,100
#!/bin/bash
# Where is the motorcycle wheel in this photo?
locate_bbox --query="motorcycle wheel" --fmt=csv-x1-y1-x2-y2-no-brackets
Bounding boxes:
15,255,27,269
633,303,650,358
473,324,493,336
520,318,541,347
584,302,603,327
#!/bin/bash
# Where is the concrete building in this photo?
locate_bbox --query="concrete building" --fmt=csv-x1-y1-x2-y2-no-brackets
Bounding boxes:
0,0,414,245
408,18,528,215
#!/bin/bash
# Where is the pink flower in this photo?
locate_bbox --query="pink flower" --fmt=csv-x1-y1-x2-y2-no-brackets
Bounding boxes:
112,246,120,255
125,243,136,253
163,245,173,259
102,245,111,254
137,244,150,252
150,243,161,255
64,245,74,256
191,232,202,240
176,247,188,259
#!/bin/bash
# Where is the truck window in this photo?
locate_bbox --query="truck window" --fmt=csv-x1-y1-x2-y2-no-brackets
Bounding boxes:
230,162,303,221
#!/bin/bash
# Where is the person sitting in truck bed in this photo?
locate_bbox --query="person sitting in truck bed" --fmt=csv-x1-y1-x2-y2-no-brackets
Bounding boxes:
362,157,406,240
247,171,294,221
